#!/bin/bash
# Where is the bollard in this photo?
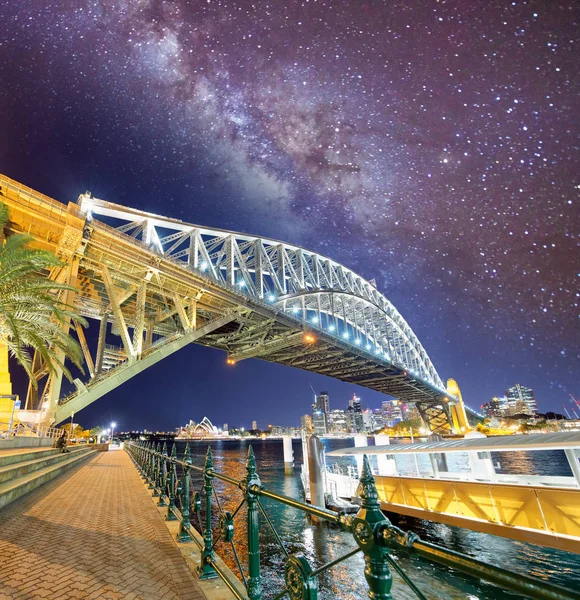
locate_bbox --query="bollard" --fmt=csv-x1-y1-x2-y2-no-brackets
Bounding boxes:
244,446,262,600
307,435,326,516
352,455,392,600
166,444,178,521
158,442,168,507
282,435,294,475
177,444,193,542
199,447,218,579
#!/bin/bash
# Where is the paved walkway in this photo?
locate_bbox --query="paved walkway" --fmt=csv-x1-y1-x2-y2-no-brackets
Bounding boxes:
0,450,205,600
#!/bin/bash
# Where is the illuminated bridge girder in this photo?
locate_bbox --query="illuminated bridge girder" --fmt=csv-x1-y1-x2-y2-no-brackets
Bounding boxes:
0,174,460,433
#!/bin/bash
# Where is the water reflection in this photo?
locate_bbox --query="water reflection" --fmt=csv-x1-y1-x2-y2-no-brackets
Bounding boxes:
172,439,580,598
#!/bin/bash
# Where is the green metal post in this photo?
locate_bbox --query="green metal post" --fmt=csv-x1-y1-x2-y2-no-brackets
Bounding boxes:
244,446,262,600
143,443,149,478
199,447,218,579
140,443,146,476
177,443,193,542
158,442,168,507
152,443,160,495
352,455,392,600
167,444,178,521
147,443,154,486
143,443,149,480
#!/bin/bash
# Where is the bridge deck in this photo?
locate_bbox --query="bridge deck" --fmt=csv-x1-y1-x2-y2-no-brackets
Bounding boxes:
0,450,204,600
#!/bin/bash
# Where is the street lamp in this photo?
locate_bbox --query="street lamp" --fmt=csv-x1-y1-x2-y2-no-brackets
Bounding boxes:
111,422,116,445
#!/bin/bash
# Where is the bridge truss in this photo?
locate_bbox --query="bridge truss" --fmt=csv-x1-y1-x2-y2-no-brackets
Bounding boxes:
0,174,472,433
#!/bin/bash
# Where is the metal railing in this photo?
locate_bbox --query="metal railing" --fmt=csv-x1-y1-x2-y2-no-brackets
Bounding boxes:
0,421,64,440
125,441,575,600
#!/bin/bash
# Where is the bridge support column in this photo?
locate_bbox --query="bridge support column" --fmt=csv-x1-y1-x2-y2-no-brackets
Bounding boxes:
307,436,326,515
282,435,294,475
43,257,80,426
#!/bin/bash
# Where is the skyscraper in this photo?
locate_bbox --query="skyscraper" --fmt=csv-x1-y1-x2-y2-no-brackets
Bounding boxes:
506,384,538,415
312,391,330,435
349,394,364,433
329,409,348,433
251,420,258,430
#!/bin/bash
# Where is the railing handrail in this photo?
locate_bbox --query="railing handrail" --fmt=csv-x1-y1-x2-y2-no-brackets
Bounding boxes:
0,421,64,440
125,441,577,600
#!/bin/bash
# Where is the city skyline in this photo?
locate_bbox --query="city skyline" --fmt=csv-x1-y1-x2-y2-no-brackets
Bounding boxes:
1,1,578,430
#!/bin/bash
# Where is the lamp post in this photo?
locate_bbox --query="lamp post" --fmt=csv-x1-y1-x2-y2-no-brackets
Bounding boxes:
111,422,116,445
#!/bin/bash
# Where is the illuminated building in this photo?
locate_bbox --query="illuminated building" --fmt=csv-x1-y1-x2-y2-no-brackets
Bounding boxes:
506,384,538,415
312,391,330,435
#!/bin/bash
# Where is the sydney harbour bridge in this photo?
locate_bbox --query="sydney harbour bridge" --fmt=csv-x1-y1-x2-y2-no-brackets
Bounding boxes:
1,174,478,433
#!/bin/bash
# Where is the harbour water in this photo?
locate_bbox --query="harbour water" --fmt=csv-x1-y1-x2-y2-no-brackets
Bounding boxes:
173,438,580,599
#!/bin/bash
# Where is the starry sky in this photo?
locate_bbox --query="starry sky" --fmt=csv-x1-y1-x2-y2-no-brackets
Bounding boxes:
1,1,578,430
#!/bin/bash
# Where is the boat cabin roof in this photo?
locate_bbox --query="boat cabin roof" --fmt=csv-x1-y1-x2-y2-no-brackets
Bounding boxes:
326,431,580,457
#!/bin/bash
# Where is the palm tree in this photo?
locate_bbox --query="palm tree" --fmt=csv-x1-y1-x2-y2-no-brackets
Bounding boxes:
0,202,86,387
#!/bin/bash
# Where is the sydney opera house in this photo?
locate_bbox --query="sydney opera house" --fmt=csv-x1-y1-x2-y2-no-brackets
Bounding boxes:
176,417,222,439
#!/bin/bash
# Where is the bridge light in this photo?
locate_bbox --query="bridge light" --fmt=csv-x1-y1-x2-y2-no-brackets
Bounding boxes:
292,306,299,314
355,338,361,345
226,358,236,365
311,316,318,324
268,294,276,302
200,262,208,272
238,280,246,288
366,344,371,350
328,324,336,332
342,332,349,340
303,333,316,344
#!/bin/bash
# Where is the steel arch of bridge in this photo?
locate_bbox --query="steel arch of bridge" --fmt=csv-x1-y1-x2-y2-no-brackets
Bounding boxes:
0,174,469,433
79,194,443,391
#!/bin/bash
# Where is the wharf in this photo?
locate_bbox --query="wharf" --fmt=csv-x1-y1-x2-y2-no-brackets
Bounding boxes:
0,449,205,600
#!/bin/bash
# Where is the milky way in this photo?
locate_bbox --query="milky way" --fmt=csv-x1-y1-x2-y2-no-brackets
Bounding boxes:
0,0,578,420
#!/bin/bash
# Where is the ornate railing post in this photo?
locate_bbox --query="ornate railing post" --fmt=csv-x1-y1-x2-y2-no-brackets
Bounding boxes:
152,443,160,495
158,442,168,506
139,443,145,475
136,443,142,472
199,447,218,580
177,443,193,542
167,444,178,520
352,456,393,600
143,443,149,480
147,443,155,487
155,443,162,493
243,446,262,600
141,443,147,478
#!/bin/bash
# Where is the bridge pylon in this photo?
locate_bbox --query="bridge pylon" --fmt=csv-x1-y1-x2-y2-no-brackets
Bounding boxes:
447,378,470,433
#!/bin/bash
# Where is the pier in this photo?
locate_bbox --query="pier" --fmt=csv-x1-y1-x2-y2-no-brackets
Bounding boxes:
0,448,205,600
0,438,578,599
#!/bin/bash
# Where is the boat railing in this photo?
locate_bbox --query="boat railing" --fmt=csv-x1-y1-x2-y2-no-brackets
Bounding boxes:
125,441,576,600
400,470,579,488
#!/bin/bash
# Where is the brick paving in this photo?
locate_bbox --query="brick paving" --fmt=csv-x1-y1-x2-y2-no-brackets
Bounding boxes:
0,450,205,600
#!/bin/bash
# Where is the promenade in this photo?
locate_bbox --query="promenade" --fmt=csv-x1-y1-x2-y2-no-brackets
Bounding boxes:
0,449,205,600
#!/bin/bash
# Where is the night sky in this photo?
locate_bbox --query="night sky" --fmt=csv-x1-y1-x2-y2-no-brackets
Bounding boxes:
1,1,578,431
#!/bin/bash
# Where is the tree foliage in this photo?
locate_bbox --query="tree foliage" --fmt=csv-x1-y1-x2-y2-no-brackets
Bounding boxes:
0,202,86,385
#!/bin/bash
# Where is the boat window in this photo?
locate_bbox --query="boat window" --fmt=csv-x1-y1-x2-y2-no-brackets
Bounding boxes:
477,452,490,460
433,452,449,472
